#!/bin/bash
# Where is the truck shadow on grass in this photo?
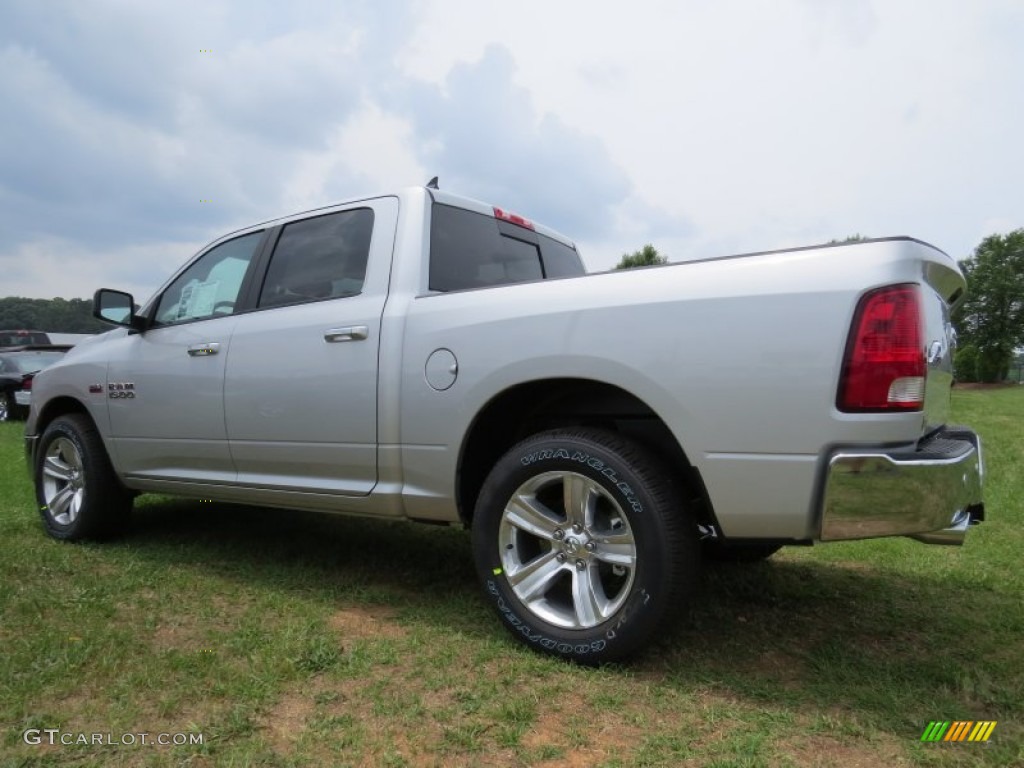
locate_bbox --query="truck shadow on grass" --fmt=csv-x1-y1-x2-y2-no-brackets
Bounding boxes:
120,498,1021,740
652,559,1021,731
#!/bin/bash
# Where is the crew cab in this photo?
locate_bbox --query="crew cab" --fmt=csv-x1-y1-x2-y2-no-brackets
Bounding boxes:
24,185,984,662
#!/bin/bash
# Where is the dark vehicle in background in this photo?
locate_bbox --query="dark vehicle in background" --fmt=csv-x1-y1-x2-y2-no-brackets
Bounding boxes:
0,346,69,421
0,330,51,348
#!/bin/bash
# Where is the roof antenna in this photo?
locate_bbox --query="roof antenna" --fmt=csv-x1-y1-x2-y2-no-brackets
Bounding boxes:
426,176,439,190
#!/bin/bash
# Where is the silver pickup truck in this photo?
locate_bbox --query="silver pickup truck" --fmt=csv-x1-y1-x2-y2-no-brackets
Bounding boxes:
25,185,984,662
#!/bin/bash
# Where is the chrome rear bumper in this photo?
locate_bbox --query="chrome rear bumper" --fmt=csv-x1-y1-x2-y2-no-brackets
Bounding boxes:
820,427,984,546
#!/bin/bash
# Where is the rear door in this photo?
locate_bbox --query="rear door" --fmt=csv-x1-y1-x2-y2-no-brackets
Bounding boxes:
223,197,398,495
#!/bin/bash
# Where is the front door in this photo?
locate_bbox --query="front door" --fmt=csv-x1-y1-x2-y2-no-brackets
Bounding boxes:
106,230,265,482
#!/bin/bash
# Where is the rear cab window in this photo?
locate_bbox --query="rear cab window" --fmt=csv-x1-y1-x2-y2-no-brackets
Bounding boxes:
0,331,50,347
429,203,584,292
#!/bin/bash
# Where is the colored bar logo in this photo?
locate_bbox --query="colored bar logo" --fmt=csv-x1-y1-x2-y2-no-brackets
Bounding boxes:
920,721,997,742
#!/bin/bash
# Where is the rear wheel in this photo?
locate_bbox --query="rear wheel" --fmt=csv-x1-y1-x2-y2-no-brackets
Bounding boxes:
472,428,699,664
35,414,132,540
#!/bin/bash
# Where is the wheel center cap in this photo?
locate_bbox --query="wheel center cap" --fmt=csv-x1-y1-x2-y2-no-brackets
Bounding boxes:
563,537,581,555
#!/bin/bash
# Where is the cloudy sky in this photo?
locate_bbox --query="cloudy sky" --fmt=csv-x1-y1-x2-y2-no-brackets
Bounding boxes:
2,0,1022,301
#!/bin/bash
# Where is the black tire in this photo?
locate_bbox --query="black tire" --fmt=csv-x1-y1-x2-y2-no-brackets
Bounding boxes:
0,391,13,422
472,428,699,664
702,541,782,563
35,414,132,541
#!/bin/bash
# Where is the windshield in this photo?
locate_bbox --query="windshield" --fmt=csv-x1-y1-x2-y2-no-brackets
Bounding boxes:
3,351,66,374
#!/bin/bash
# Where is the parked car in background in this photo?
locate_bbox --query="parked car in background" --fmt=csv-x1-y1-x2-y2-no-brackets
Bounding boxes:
0,330,51,348
0,346,70,421
47,333,95,346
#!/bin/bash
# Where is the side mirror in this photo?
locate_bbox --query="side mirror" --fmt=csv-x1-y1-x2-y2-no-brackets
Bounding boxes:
93,289,146,331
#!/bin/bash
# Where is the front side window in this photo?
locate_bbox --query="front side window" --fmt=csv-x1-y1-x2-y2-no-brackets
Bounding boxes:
258,208,374,309
154,232,263,325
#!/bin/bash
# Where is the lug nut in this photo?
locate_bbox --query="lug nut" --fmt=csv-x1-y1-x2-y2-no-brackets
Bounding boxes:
553,529,564,540
556,553,567,563
575,559,586,570
572,523,583,534
584,541,596,552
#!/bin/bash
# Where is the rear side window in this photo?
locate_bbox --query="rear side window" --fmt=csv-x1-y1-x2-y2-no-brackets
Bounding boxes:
259,208,374,308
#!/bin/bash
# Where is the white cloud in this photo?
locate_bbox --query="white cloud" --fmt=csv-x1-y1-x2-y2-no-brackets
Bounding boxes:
399,0,1024,259
1,0,1022,299
2,236,205,303
393,44,676,246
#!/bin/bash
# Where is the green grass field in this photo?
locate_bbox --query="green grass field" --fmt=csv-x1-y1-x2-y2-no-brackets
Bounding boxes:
1,388,1021,767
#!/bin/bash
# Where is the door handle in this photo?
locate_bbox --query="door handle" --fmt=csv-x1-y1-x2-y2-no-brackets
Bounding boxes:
324,325,369,343
187,343,221,356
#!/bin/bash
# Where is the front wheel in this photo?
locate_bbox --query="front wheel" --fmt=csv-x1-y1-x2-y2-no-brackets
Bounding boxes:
472,428,699,664
35,414,132,540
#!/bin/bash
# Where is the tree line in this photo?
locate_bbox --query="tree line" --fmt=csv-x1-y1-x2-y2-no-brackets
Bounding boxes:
952,230,1024,382
0,297,108,334
618,230,1024,384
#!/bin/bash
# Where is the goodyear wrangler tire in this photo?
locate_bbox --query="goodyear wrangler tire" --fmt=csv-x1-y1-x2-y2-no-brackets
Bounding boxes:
35,414,132,541
472,428,699,664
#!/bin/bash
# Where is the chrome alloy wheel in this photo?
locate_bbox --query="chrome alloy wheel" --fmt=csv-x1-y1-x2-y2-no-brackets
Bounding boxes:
498,471,637,629
41,437,86,526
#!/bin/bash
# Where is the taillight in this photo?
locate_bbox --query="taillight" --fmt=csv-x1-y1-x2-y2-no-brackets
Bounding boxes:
493,206,535,230
838,284,925,412
22,376,33,391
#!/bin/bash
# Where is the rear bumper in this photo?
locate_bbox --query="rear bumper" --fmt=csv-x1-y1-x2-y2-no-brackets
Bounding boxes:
820,427,984,546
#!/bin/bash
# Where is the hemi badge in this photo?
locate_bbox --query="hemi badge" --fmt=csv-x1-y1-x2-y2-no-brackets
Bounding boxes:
88,384,103,394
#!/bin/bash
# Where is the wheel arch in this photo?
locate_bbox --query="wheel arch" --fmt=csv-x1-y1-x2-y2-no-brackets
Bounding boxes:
34,402,133,540
36,396,97,436
455,377,716,529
